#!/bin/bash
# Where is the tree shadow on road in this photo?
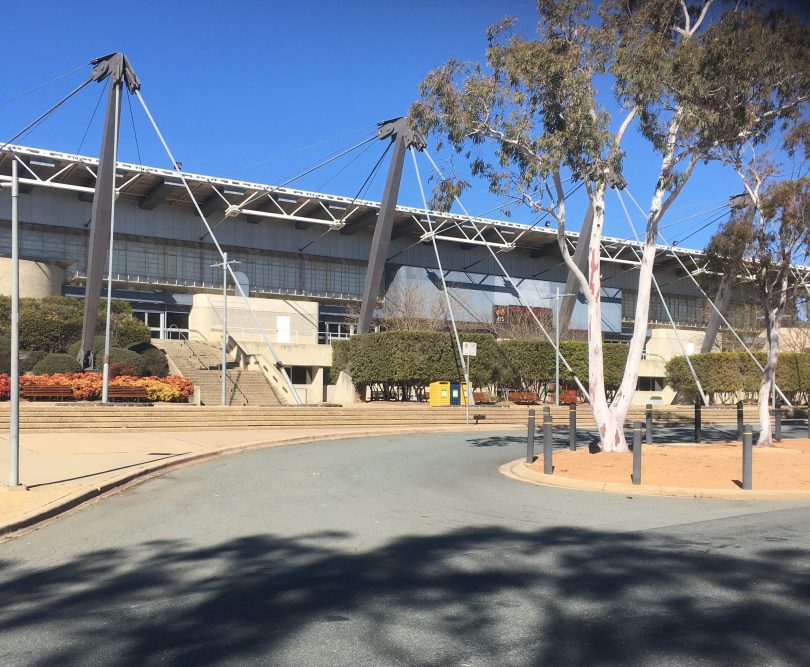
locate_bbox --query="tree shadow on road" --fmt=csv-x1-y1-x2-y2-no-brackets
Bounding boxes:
0,525,808,665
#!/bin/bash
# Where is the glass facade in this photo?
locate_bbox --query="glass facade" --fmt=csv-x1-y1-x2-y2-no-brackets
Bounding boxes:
622,290,704,326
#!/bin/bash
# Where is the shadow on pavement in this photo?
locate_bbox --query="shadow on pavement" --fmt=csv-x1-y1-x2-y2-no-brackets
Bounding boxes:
1,526,808,664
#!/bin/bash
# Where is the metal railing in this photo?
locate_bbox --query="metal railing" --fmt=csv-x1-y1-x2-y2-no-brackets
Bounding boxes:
167,325,250,406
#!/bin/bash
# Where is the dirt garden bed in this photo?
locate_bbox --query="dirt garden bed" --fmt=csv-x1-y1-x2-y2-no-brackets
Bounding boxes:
524,439,810,493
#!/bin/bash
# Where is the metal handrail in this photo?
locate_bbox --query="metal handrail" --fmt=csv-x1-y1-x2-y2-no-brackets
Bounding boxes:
167,325,249,405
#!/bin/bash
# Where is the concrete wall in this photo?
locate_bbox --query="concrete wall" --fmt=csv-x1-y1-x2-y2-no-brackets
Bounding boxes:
0,257,64,298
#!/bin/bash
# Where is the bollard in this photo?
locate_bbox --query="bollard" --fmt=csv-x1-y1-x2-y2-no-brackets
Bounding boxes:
774,401,782,442
543,407,553,475
694,399,702,444
569,402,577,451
526,409,535,464
645,403,653,446
742,423,753,490
737,401,744,441
632,420,642,486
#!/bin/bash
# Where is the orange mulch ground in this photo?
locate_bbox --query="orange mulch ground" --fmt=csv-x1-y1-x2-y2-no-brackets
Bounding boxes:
527,439,810,491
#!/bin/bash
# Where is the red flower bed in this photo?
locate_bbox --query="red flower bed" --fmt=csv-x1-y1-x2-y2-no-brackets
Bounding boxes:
7,373,194,402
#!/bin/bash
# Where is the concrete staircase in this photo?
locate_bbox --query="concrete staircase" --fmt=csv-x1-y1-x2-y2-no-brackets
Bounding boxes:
153,339,281,407
0,403,777,434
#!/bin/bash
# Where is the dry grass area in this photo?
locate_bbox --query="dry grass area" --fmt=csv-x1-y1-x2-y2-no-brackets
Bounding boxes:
528,440,810,491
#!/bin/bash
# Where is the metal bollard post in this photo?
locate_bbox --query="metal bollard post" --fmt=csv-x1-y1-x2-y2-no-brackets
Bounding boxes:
569,402,576,451
694,399,702,444
526,409,535,464
774,401,782,442
742,423,753,490
737,401,744,441
632,420,642,485
645,403,653,446
543,407,553,475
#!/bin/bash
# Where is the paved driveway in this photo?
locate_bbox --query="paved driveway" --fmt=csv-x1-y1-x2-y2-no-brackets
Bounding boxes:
1,431,808,665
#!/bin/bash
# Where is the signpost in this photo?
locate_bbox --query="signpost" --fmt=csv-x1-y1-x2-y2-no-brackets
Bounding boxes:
462,341,477,424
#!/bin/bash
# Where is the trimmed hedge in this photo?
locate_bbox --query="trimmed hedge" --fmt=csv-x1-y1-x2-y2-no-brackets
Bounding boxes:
332,331,629,401
32,353,82,375
666,351,810,403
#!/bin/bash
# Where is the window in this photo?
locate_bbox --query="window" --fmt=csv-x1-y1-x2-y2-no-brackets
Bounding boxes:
289,366,311,384
637,376,664,391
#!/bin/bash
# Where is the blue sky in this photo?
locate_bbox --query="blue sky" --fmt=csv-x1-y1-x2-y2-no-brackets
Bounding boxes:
1,0,805,252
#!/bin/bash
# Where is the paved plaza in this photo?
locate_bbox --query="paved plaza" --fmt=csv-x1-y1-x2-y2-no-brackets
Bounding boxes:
1,430,808,665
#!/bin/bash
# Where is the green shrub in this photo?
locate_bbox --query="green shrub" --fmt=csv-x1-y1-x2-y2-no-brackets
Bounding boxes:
32,353,82,375
139,347,170,377
20,350,48,374
68,336,106,363
112,315,151,349
93,347,147,376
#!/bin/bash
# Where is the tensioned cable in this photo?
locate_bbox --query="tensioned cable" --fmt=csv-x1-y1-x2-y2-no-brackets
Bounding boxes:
423,148,591,402
622,187,793,406
615,189,709,405
315,134,380,192
0,63,87,109
411,148,474,405
75,77,108,156
299,141,392,253
127,91,143,165
669,210,730,247
202,133,378,239
225,124,378,177
0,76,93,152
134,89,303,404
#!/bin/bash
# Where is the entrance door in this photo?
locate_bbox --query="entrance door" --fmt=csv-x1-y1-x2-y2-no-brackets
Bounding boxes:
133,310,164,339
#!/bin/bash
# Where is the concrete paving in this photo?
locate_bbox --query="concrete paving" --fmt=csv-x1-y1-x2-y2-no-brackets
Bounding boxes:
0,430,808,665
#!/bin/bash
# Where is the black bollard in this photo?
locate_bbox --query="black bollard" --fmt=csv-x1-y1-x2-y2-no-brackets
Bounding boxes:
543,407,553,475
694,400,702,444
632,420,642,485
569,402,577,451
526,409,535,464
645,403,653,446
775,401,782,442
742,423,753,490
737,401,744,442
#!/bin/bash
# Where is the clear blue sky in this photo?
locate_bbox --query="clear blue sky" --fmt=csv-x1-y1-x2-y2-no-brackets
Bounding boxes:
1,0,806,252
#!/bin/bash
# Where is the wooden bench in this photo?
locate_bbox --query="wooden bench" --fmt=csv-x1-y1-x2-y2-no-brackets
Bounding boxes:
21,385,74,401
508,391,539,405
473,392,496,405
107,386,150,402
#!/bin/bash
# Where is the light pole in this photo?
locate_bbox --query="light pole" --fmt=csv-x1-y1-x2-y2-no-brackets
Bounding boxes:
211,253,240,406
3,160,20,487
549,288,577,406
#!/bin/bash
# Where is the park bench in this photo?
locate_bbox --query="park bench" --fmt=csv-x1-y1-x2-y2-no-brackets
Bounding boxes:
107,386,150,402
21,385,74,401
473,391,496,405
507,391,539,405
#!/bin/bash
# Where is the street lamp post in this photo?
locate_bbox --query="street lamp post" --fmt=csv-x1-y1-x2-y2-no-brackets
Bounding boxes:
4,160,20,487
549,288,577,406
211,253,240,406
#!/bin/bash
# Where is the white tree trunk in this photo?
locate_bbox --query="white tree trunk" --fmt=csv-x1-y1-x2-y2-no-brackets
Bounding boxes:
701,275,733,353
757,274,788,447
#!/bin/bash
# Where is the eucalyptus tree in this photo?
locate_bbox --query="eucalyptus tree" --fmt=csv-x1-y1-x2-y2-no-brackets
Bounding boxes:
411,0,810,451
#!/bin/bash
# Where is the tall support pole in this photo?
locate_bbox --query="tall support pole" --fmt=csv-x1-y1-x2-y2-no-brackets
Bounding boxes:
101,83,121,404
78,53,140,370
357,118,425,334
558,202,593,332
8,160,20,487
222,254,228,407
555,285,560,406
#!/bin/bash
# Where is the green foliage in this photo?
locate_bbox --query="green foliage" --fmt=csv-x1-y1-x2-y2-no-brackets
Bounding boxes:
138,347,170,377
93,347,147,377
20,350,47,374
665,351,810,402
32,353,82,375
112,315,151,350
333,332,628,400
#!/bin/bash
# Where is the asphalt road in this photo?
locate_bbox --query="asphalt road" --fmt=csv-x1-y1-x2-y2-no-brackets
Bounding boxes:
1,430,809,666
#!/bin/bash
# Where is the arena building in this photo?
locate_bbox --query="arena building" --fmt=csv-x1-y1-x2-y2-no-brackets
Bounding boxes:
0,143,783,405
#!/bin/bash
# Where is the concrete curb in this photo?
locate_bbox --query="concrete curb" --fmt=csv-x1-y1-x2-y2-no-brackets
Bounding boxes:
0,424,515,538
500,458,810,501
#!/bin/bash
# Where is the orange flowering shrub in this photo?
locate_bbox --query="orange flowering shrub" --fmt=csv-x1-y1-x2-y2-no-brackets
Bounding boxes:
0,374,10,400
15,373,193,402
